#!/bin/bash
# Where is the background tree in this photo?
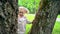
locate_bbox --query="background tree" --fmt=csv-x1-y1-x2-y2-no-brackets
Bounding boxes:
18,0,40,14
29,0,60,34
0,0,18,34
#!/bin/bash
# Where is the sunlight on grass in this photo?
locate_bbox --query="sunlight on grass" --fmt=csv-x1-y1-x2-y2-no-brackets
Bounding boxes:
25,14,35,21
57,15,60,18
26,24,32,34
52,21,60,34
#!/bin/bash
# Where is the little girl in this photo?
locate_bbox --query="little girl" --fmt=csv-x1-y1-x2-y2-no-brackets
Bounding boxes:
17,6,30,34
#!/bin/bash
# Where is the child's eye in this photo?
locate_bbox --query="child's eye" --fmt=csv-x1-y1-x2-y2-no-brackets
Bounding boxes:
19,12,23,13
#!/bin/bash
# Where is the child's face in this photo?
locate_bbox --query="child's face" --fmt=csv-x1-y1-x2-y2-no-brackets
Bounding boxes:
18,8,28,17
18,10,24,16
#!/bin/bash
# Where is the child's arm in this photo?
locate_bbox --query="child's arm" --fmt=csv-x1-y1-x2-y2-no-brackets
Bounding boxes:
26,20,32,24
25,18,32,24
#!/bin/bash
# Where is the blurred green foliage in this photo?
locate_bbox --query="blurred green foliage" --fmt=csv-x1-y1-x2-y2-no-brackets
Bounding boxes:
18,0,40,14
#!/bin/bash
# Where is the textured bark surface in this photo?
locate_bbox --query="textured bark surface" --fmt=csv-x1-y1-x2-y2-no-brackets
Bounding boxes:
29,0,60,34
0,0,18,34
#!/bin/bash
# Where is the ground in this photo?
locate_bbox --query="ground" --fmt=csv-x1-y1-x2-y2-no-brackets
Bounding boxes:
25,14,60,34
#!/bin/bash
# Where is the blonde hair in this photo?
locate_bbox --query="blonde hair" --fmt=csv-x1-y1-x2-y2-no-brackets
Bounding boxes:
18,6,29,14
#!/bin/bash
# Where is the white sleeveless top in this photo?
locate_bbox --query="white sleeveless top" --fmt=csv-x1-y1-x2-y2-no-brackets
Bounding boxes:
17,16,28,34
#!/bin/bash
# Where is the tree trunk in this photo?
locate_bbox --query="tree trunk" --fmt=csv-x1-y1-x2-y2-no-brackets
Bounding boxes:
0,0,18,34
29,0,60,34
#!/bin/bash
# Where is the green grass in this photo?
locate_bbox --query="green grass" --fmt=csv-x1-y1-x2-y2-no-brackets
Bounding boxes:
57,15,60,18
25,14,60,34
25,14,35,21
52,21,60,34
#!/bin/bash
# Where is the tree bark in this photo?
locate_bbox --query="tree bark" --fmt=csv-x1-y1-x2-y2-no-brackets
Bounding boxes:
0,0,18,34
29,0,60,34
